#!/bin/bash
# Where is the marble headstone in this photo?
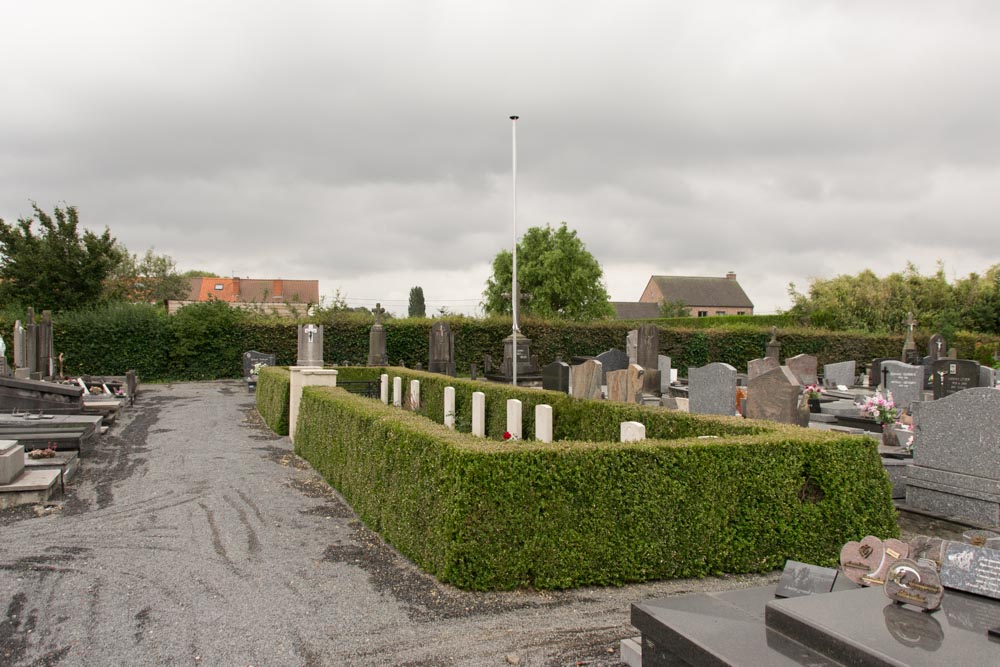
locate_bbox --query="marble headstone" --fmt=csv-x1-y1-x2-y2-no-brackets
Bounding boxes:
688,362,737,416
823,360,856,388
657,355,672,393
569,359,603,401
747,356,780,381
940,541,1000,601
746,366,809,426
931,358,980,399
881,360,923,411
907,388,1000,526
541,361,570,393
785,354,818,386
594,348,628,385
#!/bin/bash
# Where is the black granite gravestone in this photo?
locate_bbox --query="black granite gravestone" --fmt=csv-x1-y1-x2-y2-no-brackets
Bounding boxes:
932,358,980,399
541,361,570,393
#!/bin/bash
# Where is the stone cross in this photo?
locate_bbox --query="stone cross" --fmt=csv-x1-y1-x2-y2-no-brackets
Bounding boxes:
304,324,318,343
906,311,918,334
373,303,386,326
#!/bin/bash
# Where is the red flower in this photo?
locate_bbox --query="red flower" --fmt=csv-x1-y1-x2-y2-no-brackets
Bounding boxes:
503,431,512,440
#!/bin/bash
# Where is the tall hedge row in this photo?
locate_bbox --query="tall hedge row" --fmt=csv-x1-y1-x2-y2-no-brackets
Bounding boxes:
291,380,899,590
2,304,996,381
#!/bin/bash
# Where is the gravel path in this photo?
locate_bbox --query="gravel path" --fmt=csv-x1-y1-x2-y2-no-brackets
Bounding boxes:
1,380,794,666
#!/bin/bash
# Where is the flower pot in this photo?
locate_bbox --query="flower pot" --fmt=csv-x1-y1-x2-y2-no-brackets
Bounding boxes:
881,424,899,448
808,398,821,413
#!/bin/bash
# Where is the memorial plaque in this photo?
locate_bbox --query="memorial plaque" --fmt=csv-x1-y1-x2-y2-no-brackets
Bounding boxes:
909,535,947,569
932,358,980,399
964,530,1000,548
840,536,909,586
775,561,840,598
940,542,1000,601
884,558,944,610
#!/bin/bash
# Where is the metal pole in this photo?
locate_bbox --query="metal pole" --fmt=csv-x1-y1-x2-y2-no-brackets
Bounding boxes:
510,115,519,387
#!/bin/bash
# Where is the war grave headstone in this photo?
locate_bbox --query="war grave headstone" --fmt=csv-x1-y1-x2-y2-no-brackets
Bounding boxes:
747,356,779,381
626,329,638,365
367,303,388,366
745,366,809,426
541,361,570,393
785,353,818,386
688,362,737,416
880,360,923,411
427,320,455,376
765,326,781,360
823,360,855,388
931,358,980,399
296,323,324,366
657,355,672,393
907,387,1000,526
243,351,276,392
594,348,628,385
569,359,602,400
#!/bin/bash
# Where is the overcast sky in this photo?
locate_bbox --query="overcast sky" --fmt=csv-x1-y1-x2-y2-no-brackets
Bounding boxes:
3,1,999,316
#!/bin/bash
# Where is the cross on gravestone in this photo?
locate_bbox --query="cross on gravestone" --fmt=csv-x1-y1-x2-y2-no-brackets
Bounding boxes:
765,326,781,361
304,324,318,342
372,302,386,326
296,324,324,366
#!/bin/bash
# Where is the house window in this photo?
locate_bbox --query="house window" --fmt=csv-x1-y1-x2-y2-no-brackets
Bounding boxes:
697,311,708,317
737,311,746,315
214,284,224,291
715,311,726,316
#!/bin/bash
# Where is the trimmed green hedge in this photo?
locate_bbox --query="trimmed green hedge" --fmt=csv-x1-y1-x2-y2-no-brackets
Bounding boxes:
256,366,291,435
288,370,898,590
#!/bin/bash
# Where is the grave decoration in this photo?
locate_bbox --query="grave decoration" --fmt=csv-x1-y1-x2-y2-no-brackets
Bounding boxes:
884,558,944,610
839,535,910,587
243,351,276,392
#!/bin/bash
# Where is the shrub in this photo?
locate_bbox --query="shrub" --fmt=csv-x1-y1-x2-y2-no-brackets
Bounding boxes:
256,366,290,435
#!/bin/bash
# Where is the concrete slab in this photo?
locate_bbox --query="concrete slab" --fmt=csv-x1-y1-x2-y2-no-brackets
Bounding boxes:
0,468,60,508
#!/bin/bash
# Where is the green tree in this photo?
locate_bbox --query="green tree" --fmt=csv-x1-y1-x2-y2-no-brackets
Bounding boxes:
0,204,122,311
408,286,426,318
104,246,190,304
659,299,691,318
482,222,614,321
179,269,220,278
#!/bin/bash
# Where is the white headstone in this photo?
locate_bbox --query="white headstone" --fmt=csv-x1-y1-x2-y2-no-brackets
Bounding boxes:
392,376,402,407
409,379,420,410
380,373,389,404
620,421,646,442
506,399,522,440
535,404,552,443
472,391,486,437
444,386,456,429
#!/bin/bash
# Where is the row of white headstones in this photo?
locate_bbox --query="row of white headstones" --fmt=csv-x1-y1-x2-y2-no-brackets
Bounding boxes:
284,366,646,445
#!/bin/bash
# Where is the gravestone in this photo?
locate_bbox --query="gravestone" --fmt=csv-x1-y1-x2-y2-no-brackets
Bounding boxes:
296,324,324,366
427,320,455,376
785,353,818,386
658,355,672,393
38,311,53,377
927,333,947,360
636,324,659,370
606,369,629,403
920,356,936,389
594,348,628,385
498,334,539,381
25,320,37,377
940,541,1000,601
688,362,737,416
746,366,809,426
901,311,918,364
541,361,570,393
907,388,1000,526
747,356,779,381
12,321,25,370
980,365,997,389
243,351,276,391
869,358,890,388
774,561,841,598
367,303,388,366
880,360,923,411
569,359,602,400
627,364,645,404
765,326,781,360
626,329,638,365
931,358,980,399
823,360,856,388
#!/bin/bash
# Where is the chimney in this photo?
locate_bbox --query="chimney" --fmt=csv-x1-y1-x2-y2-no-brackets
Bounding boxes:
725,272,737,280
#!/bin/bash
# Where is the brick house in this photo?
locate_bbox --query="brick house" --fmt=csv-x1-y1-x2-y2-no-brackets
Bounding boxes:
168,277,320,315
638,272,754,317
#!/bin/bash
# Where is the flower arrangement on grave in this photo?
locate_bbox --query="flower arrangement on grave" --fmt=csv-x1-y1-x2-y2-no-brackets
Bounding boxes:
502,431,518,441
860,391,899,425
803,384,824,400
28,442,58,459
251,361,267,376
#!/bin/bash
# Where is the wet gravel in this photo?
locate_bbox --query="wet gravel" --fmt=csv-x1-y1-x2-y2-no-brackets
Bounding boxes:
0,381,973,666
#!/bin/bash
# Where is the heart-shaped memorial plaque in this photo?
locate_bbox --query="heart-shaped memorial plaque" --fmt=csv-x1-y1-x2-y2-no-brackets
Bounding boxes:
884,558,943,610
908,535,946,570
840,536,910,586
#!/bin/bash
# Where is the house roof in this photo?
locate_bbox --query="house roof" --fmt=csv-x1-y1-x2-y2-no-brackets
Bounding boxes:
186,277,320,304
611,302,662,320
647,276,754,308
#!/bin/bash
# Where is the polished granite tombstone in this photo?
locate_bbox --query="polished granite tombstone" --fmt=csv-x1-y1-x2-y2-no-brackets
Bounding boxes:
633,583,1000,667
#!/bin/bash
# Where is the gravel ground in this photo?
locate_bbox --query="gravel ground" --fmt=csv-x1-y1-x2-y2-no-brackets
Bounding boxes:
0,381,968,666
